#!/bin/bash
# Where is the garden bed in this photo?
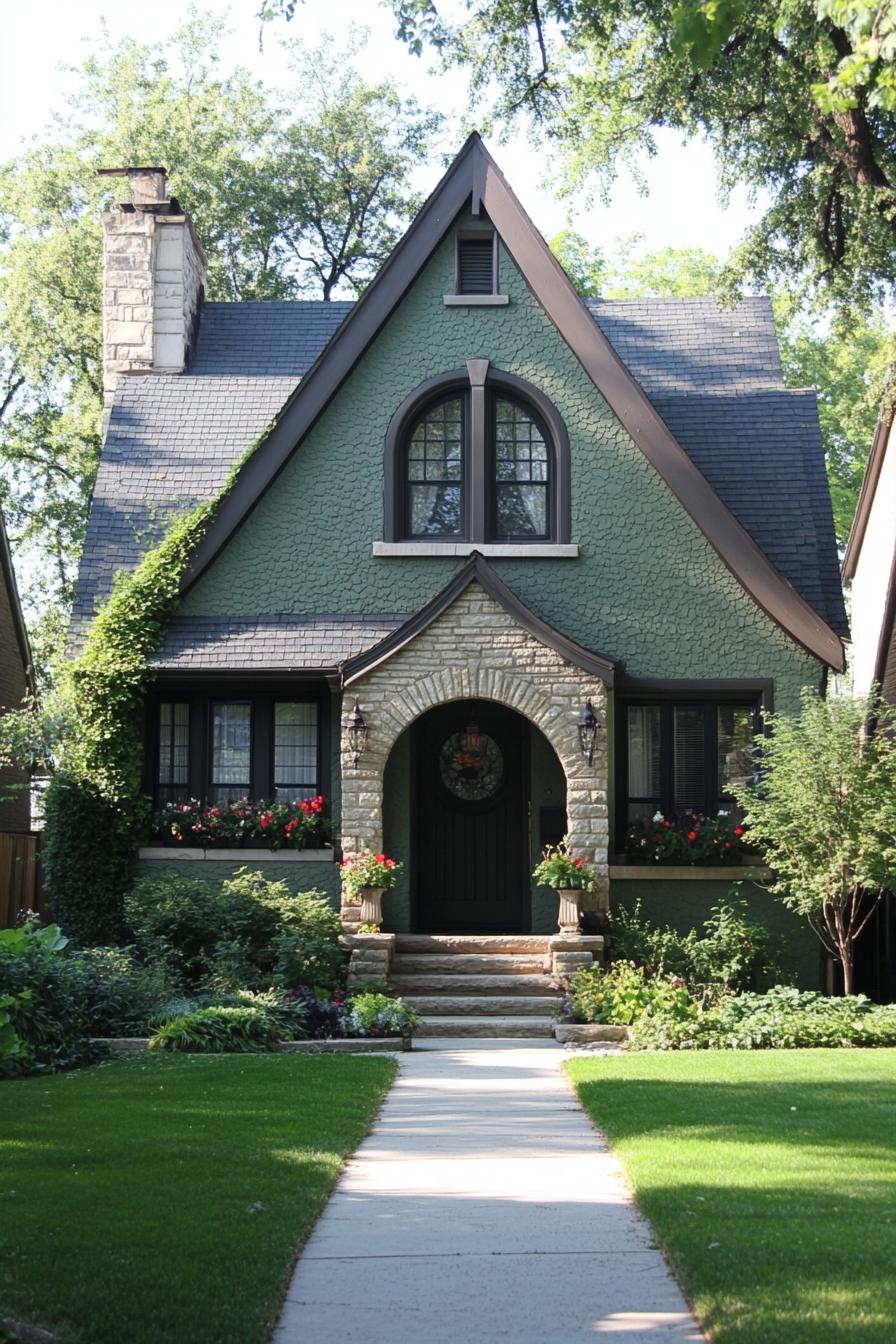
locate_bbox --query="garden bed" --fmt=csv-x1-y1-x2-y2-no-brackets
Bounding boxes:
94,1036,411,1053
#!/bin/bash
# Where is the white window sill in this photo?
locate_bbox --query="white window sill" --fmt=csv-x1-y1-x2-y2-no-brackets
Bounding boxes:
138,847,335,863
609,864,771,881
372,541,579,559
442,294,510,306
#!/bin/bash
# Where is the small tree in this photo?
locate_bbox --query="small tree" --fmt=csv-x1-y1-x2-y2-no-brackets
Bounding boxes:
731,691,896,995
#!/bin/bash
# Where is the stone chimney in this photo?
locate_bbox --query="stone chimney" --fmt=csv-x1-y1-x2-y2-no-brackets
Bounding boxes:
98,167,207,414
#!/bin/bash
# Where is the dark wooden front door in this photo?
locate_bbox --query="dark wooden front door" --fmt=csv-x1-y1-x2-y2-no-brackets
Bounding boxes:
414,701,529,932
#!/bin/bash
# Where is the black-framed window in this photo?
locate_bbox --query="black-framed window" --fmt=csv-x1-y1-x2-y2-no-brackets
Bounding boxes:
401,389,553,542
273,701,319,801
210,700,252,803
151,689,327,811
619,699,759,839
157,702,190,806
406,394,465,537
493,397,549,539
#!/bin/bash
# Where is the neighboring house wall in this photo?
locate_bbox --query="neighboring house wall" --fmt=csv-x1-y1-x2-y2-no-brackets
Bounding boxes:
0,572,30,832
848,416,896,701
179,223,823,710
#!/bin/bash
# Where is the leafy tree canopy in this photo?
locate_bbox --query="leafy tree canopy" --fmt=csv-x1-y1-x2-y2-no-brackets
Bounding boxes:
391,0,896,311
550,231,888,540
0,11,441,635
731,690,896,995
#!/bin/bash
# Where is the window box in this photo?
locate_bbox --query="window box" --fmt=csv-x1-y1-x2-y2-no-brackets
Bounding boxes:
609,863,771,881
138,846,336,863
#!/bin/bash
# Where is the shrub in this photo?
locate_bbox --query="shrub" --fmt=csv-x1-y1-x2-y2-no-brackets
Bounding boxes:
0,943,101,1075
630,986,896,1051
70,947,177,1036
148,1005,281,1053
125,867,344,994
41,770,134,944
608,893,786,994
566,962,695,1027
345,992,419,1038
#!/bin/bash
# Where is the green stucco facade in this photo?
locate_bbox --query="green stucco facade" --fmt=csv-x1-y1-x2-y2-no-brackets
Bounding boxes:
180,219,822,710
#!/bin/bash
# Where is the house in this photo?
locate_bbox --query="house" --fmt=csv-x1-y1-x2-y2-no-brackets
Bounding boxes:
842,404,896,1001
72,138,846,993
0,506,36,924
843,405,896,705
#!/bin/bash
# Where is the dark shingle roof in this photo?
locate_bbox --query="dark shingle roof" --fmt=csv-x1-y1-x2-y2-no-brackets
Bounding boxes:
151,613,408,671
189,301,353,376
72,292,847,661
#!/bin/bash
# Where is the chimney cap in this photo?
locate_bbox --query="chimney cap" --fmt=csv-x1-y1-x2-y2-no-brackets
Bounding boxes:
98,166,170,209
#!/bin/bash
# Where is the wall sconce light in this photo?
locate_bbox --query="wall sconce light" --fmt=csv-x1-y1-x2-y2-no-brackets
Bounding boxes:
346,698,368,767
578,698,598,766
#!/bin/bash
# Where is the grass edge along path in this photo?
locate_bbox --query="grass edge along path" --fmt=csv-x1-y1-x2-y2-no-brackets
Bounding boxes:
0,1052,397,1344
567,1049,896,1344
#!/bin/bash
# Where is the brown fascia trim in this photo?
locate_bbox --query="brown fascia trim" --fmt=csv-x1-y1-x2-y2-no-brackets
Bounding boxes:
843,409,895,581
0,510,34,696
178,132,844,672
340,552,618,687
179,136,481,595
148,667,338,682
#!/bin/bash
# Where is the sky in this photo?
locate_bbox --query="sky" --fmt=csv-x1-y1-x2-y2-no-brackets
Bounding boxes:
0,0,763,258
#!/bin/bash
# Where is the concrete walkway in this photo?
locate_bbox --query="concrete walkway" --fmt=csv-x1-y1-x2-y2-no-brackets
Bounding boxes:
273,1040,705,1343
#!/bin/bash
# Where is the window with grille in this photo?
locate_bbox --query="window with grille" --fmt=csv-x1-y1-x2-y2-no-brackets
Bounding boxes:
274,702,319,801
406,396,465,537
157,702,189,806
493,398,549,538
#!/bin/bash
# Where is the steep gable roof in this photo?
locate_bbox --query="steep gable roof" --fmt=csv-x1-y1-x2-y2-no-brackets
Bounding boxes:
173,134,844,671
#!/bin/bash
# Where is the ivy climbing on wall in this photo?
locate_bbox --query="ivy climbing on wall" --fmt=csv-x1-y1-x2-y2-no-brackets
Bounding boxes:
36,430,273,944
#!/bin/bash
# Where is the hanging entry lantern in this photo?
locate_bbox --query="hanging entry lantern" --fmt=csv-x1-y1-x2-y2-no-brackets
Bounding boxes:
578,698,599,766
346,698,368,767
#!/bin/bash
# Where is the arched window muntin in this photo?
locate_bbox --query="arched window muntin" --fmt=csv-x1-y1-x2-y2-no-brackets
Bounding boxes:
385,366,570,546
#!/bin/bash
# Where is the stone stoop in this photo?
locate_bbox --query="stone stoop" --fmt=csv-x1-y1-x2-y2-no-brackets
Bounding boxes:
387,934,602,1039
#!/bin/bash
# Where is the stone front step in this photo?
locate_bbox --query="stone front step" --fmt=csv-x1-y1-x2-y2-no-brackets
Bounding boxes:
394,935,551,955
403,995,563,1017
390,972,559,996
391,953,547,976
415,1016,555,1039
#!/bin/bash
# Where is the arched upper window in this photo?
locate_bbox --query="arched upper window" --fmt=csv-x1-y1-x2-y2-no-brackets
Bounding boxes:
385,363,570,546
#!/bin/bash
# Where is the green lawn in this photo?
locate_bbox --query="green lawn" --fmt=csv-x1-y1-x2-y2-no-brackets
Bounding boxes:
0,1052,396,1344
568,1050,896,1344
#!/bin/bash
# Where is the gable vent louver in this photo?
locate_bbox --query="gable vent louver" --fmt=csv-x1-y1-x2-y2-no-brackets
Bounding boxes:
457,236,495,294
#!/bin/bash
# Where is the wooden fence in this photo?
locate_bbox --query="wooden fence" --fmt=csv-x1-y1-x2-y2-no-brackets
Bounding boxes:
0,832,43,926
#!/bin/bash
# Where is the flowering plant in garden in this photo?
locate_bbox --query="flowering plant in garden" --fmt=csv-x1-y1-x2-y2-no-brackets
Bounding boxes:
563,961,695,1026
152,795,328,849
532,838,595,890
625,810,748,865
339,849,402,901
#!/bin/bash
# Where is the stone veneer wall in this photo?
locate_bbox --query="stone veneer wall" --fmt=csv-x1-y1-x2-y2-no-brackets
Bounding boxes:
340,583,610,907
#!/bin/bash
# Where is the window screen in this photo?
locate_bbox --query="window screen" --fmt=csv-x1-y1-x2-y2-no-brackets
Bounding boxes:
274,702,318,801
457,236,495,294
673,706,706,812
157,702,189,805
493,399,549,538
211,701,251,803
406,397,464,536
718,705,754,811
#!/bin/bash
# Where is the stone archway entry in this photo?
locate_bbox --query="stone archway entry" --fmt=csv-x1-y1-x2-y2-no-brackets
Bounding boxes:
339,562,615,917
414,700,529,932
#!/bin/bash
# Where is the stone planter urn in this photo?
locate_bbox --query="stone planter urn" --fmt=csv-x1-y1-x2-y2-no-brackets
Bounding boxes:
358,886,385,927
555,886,582,934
